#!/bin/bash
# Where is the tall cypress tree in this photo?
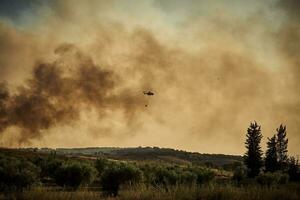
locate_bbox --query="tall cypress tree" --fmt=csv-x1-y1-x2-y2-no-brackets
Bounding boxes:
265,135,278,172
276,124,288,170
244,121,263,178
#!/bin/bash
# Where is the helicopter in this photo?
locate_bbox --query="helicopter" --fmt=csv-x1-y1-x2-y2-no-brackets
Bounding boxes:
143,91,154,96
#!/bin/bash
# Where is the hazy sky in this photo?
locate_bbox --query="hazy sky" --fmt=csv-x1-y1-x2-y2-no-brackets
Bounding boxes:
0,0,299,155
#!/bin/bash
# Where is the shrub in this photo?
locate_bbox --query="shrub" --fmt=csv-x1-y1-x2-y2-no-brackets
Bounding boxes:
179,171,197,185
151,167,178,186
100,162,142,196
233,166,247,184
142,165,214,187
223,161,243,171
0,157,40,191
95,158,109,175
257,172,278,186
54,162,97,189
35,157,63,179
256,171,288,186
275,172,289,184
192,168,215,184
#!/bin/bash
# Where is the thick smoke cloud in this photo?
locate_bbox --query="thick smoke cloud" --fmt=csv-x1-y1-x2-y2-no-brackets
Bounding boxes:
0,44,145,143
277,0,300,75
0,0,299,155
275,0,300,146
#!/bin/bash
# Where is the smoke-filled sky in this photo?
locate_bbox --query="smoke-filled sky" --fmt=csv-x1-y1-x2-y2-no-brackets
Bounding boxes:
0,0,299,155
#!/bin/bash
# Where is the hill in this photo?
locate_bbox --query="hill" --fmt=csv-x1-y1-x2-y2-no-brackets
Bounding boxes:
16,146,243,167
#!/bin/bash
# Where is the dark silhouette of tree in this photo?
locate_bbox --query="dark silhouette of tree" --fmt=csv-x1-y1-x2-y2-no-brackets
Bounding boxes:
265,135,278,172
100,163,142,196
276,124,288,170
54,162,97,189
95,158,109,174
0,157,39,191
244,121,263,178
288,156,300,181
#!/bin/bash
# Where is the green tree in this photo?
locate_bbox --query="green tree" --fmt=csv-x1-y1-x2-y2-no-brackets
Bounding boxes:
95,158,109,174
244,121,263,178
0,157,40,191
54,162,97,189
276,124,288,170
34,156,62,179
150,167,178,186
100,163,142,196
193,168,215,184
265,135,278,172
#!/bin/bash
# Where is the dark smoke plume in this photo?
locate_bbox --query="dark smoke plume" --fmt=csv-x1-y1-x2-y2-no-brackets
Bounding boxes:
0,44,145,143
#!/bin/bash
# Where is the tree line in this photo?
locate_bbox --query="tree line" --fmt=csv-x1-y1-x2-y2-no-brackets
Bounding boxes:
0,153,215,196
243,121,300,182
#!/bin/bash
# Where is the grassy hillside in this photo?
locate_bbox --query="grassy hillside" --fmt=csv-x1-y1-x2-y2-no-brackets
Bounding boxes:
34,147,242,167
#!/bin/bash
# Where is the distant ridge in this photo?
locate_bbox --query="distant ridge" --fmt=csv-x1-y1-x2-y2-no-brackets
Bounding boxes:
9,146,243,167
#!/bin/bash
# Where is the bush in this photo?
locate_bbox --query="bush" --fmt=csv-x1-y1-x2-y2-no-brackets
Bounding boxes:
34,157,63,179
275,172,289,184
0,157,40,191
256,172,288,187
257,172,276,186
223,161,243,171
150,167,178,186
142,165,214,187
179,171,197,185
233,166,247,184
100,162,142,196
95,158,109,175
54,162,97,189
192,168,215,184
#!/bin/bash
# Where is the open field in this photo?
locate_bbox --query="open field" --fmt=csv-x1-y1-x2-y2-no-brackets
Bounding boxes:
2,184,300,200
